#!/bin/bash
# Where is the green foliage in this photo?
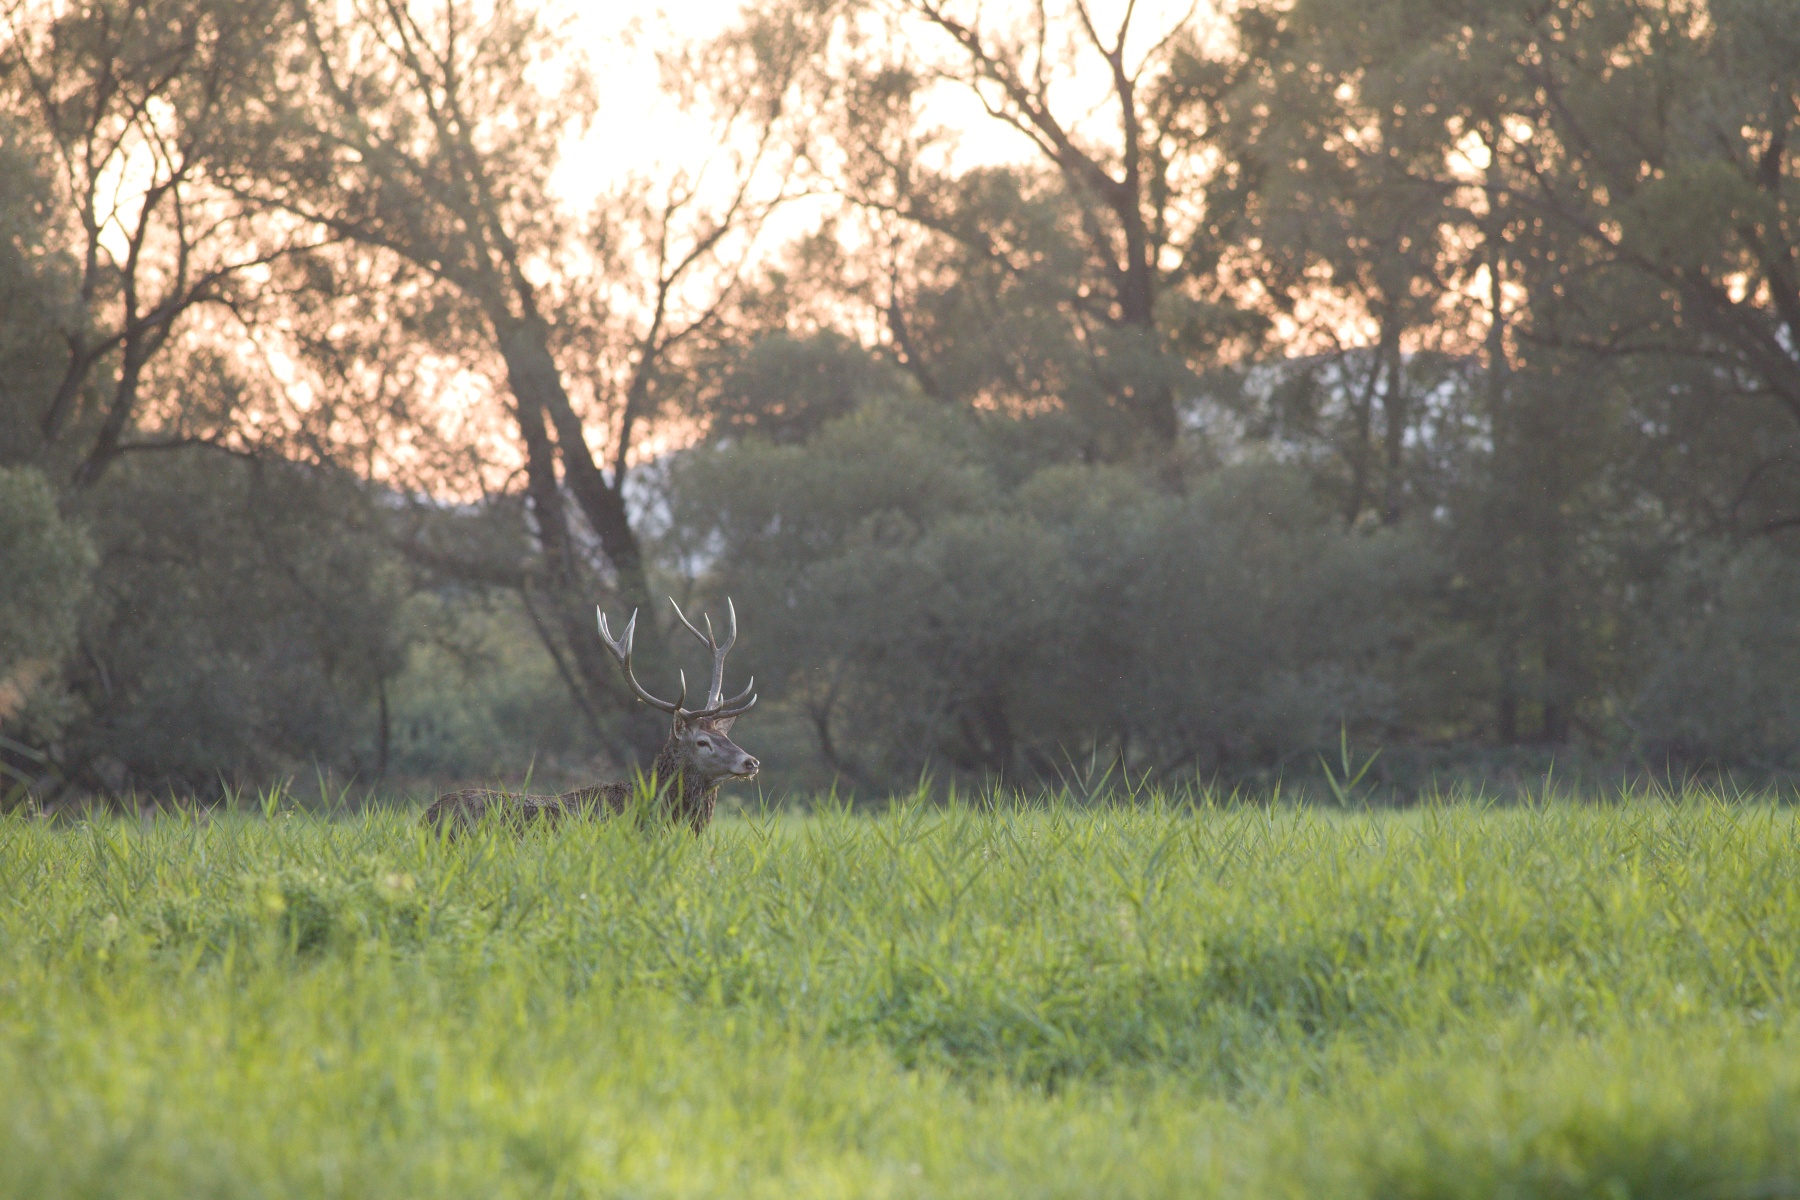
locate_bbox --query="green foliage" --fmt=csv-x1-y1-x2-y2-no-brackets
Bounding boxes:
6,0,1800,790
0,116,77,469
382,594,595,783
2,796,1798,1196
706,331,916,444
62,451,411,791
669,400,1438,788
0,466,93,746
1224,0,1800,754
1635,543,1800,767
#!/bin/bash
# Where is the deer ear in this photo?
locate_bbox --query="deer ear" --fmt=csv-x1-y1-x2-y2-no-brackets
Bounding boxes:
710,715,737,734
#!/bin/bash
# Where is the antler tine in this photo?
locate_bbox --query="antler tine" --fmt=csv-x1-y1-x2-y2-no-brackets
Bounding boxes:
596,607,685,716
669,596,714,649
682,677,755,721
596,608,634,659
714,676,754,710
710,691,758,721
668,595,739,709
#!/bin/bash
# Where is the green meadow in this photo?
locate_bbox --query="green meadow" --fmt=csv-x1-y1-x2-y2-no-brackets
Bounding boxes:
3,793,1798,1198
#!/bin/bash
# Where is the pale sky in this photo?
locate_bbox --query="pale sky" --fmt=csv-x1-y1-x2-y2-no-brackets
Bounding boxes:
554,0,745,203
552,0,1223,211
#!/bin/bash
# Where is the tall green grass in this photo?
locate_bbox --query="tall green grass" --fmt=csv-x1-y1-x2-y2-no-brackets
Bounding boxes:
2,792,1798,1197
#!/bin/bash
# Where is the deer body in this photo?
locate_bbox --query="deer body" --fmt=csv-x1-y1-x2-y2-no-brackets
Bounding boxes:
421,600,758,836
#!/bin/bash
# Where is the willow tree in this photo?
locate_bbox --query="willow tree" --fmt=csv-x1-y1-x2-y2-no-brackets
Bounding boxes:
1223,0,1800,745
229,0,795,745
1500,0,1800,535
1226,1,1481,529
704,0,1264,461
0,0,317,486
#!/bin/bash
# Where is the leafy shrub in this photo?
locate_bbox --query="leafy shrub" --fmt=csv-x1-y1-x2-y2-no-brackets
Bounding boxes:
666,400,1437,787
61,451,410,792
1634,542,1800,767
0,466,93,753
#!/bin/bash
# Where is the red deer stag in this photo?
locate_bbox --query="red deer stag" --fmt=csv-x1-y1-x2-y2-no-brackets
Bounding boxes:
421,599,759,835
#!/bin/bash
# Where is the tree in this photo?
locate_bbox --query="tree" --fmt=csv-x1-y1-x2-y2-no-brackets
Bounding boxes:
0,108,74,466
230,0,801,753
889,0,1260,449
0,466,92,791
1219,0,1781,746
59,448,412,794
709,0,1265,460
1,0,322,487
667,398,1430,787
1499,0,1800,487
1228,1,1480,527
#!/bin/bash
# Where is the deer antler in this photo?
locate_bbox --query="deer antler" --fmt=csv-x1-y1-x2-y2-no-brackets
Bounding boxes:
596,608,687,716
669,596,757,719
596,600,758,722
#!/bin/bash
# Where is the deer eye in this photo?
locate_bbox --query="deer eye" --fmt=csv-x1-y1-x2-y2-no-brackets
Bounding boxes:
695,737,711,748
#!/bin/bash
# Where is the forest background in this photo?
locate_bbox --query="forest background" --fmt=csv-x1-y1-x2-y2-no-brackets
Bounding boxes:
1,0,1797,802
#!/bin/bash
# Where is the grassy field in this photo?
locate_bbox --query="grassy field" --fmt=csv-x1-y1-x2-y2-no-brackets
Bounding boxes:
3,791,1799,1198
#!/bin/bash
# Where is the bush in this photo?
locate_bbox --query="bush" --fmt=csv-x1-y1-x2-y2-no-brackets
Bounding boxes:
666,400,1436,789
0,466,93,755
60,451,411,793
1634,542,1800,768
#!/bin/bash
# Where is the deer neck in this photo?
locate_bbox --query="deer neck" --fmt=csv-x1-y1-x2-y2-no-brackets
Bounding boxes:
651,740,720,832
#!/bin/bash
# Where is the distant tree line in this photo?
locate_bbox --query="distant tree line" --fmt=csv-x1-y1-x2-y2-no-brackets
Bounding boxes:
0,0,1796,797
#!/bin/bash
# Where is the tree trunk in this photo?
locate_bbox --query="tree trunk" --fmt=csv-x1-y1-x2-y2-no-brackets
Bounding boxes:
1534,438,1574,746
498,320,668,761
514,388,628,728
974,687,1016,780
70,348,146,489
1483,188,1517,745
1380,338,1409,526
376,678,390,779
494,317,652,614
1343,346,1382,525
1496,636,1521,745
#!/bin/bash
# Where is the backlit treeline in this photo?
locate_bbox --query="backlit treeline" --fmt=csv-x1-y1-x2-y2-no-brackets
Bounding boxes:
0,0,1795,796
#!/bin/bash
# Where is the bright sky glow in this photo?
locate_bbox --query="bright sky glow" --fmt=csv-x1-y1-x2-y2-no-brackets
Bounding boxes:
550,1,745,208
553,0,1225,210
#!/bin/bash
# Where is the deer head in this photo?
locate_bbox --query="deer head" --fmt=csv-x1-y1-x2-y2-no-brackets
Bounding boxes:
597,598,760,792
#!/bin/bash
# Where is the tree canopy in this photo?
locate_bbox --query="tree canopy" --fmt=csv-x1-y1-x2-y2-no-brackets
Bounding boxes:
2,0,1797,797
